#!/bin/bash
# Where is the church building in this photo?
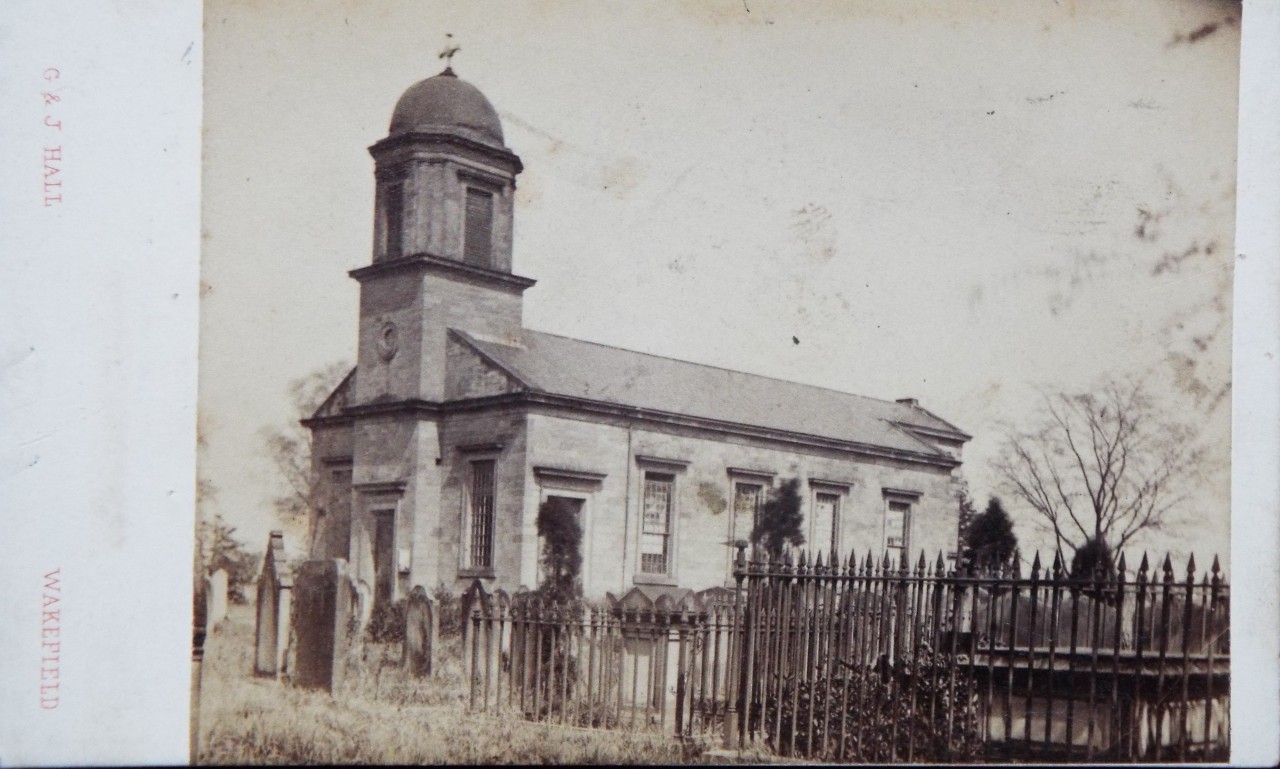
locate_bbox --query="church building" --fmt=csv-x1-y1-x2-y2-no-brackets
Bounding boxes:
302,67,971,607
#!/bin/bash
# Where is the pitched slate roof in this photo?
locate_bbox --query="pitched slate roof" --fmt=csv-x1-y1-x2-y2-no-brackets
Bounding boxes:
453,328,968,459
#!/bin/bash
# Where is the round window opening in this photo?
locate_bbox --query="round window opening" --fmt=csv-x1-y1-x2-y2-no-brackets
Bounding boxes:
377,321,399,361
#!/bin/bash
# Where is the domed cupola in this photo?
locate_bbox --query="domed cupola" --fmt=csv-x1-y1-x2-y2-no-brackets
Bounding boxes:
367,67,522,272
388,68,505,146
350,64,534,407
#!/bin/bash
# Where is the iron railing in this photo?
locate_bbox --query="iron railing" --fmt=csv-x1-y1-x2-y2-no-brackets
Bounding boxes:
462,543,1229,763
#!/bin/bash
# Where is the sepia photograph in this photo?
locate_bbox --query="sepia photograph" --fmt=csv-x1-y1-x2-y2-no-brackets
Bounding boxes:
194,1,1240,763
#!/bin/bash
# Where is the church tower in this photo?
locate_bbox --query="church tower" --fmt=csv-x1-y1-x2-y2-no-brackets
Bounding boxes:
336,67,535,612
349,66,533,406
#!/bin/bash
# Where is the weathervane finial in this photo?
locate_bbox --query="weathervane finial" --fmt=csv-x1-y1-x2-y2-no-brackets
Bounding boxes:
438,33,461,74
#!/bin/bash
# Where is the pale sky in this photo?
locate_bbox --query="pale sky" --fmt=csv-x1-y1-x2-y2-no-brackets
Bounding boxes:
200,0,1241,566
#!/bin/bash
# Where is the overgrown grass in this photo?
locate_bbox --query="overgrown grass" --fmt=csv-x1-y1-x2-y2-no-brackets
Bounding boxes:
196,604,708,765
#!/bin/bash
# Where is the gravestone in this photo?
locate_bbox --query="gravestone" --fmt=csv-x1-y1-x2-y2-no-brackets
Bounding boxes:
254,530,293,678
292,558,356,691
206,568,228,626
403,586,435,677
460,580,492,677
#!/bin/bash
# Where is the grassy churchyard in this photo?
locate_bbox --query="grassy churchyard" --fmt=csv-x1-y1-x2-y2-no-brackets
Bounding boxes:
195,603,717,765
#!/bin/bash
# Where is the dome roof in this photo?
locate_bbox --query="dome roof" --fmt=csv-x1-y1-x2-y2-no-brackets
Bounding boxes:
388,69,504,145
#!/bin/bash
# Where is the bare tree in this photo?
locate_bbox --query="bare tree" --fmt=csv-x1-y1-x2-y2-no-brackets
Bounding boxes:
994,379,1208,559
259,361,350,529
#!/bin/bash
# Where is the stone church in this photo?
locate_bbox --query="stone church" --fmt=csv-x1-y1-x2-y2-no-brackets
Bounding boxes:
302,67,970,608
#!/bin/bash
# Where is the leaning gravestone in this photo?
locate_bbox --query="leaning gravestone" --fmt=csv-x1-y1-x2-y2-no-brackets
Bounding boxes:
254,530,293,678
403,586,435,677
292,558,356,692
206,568,228,626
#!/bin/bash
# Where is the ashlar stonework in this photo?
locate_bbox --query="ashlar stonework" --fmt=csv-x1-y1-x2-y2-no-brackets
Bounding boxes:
300,68,972,620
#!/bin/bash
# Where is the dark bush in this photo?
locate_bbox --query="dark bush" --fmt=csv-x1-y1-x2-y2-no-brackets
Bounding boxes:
432,584,461,639
366,599,406,644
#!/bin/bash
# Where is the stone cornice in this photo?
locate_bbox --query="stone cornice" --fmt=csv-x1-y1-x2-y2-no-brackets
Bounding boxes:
533,466,608,489
809,477,855,491
368,131,523,174
881,487,924,499
306,391,961,471
354,480,407,494
635,454,691,472
349,253,536,292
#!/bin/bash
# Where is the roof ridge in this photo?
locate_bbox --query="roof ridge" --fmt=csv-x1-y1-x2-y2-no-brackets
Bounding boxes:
520,327,937,419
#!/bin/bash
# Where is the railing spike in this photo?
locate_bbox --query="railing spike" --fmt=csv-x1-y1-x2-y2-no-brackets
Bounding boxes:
1162,553,1175,582
935,550,946,575
1211,554,1220,574
813,550,824,571
1186,552,1196,577
797,549,808,570
1116,550,1127,574
1030,551,1042,578
1138,551,1149,573
1051,549,1064,580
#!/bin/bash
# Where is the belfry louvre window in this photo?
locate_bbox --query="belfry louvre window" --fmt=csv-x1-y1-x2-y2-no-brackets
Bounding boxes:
384,181,405,260
467,460,497,569
463,187,494,266
640,472,674,575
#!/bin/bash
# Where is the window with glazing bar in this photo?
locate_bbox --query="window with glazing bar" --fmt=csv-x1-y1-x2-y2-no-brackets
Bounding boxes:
640,472,674,574
885,499,911,559
814,491,841,559
467,459,496,569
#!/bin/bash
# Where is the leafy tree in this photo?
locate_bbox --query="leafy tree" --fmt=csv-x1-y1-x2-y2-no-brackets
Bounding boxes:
1069,535,1114,580
751,477,805,560
961,497,1019,572
195,512,259,604
536,497,583,604
954,484,978,562
259,361,350,536
995,379,1206,564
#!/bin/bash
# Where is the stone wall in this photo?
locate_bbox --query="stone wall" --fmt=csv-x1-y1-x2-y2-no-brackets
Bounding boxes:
525,410,961,598
436,406,529,593
310,422,354,560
